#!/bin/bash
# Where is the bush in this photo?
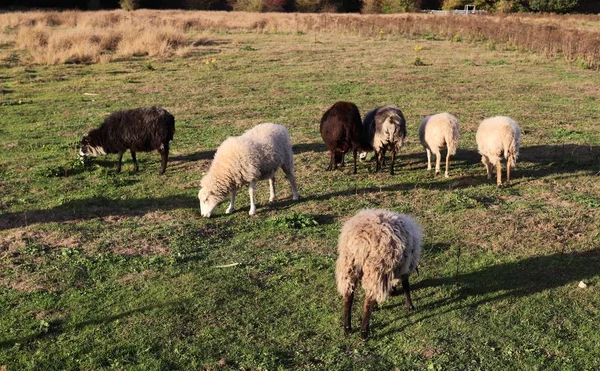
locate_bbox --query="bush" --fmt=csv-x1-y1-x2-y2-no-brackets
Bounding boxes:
119,0,139,10
380,0,421,13
529,0,579,13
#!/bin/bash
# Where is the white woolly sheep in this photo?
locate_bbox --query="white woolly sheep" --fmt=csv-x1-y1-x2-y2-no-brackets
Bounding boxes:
418,112,460,178
362,105,407,175
476,116,521,186
335,209,422,340
198,123,300,217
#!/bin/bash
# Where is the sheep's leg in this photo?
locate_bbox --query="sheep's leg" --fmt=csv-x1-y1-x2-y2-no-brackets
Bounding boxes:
506,159,512,185
434,150,441,176
268,177,276,202
496,160,502,186
248,181,257,215
445,150,451,178
375,151,382,172
158,144,169,175
225,188,237,214
360,297,375,341
130,150,138,172
340,151,346,167
401,274,415,311
116,151,124,173
426,148,432,171
281,164,300,200
482,156,492,179
381,148,387,166
353,149,358,175
389,148,396,175
343,277,358,335
327,150,334,171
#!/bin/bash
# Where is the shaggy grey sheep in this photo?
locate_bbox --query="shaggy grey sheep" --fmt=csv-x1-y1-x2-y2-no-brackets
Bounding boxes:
198,123,299,217
476,116,521,185
320,101,366,174
362,105,406,175
336,209,422,340
418,112,460,178
79,106,175,174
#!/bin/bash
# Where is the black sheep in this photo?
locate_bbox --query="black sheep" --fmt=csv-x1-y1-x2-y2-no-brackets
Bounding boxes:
79,106,175,174
320,101,369,174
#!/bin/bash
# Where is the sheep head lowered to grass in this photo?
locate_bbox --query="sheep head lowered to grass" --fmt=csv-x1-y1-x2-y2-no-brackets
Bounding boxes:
198,123,299,217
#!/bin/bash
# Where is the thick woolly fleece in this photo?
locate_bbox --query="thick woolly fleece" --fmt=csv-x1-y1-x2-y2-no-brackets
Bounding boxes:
476,116,521,166
200,123,297,201
336,209,422,304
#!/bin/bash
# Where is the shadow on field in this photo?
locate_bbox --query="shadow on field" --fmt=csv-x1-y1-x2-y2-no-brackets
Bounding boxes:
518,144,600,178
293,142,327,154
376,248,600,337
0,195,197,231
170,150,216,162
0,299,191,349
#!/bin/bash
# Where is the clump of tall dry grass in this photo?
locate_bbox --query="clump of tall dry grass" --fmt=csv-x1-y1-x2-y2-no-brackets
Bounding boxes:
1,10,599,68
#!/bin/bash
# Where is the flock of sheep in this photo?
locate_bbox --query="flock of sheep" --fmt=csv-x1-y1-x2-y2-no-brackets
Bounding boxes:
79,102,522,340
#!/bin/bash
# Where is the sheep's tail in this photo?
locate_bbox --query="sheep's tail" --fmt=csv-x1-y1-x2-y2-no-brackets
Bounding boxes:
504,131,520,168
362,265,394,304
166,114,176,141
446,123,459,156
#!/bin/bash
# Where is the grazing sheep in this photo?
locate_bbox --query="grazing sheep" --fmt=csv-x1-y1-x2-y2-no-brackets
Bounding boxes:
362,105,406,175
198,123,299,217
418,113,460,178
476,116,521,185
336,209,422,340
320,101,367,174
79,106,175,174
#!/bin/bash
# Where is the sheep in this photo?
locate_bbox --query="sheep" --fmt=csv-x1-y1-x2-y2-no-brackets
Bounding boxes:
79,106,175,174
362,105,406,175
198,123,299,217
476,116,521,186
418,112,460,178
320,101,368,174
336,209,422,340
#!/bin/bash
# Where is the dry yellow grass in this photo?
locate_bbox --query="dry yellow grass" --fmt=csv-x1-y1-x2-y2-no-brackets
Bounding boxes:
1,10,599,67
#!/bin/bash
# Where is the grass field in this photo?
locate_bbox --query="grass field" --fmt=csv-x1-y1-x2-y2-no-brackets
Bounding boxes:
1,11,600,369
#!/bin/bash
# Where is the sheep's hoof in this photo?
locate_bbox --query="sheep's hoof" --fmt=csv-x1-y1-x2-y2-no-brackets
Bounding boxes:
225,208,233,214
406,305,415,312
292,194,300,201
344,326,352,335
444,173,449,178
249,209,256,216
360,331,369,341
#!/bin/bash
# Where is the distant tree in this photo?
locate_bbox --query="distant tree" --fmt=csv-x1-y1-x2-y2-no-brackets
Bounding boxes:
119,0,139,10
528,0,579,12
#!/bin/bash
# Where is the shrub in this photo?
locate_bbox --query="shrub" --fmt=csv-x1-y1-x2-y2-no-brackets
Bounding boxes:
380,0,421,13
529,0,579,13
120,0,139,11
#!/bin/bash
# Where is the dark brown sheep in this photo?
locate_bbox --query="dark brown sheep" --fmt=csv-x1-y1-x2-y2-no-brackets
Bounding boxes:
80,106,175,174
319,101,369,174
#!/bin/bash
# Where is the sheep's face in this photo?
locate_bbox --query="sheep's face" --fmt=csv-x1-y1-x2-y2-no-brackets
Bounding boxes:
79,135,105,157
198,188,220,218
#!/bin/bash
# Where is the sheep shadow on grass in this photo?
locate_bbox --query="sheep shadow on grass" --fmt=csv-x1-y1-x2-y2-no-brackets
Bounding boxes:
0,299,192,349
517,144,600,179
0,195,197,231
374,248,600,338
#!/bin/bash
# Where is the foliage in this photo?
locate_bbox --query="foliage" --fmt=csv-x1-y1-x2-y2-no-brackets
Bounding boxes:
119,0,139,10
268,213,319,229
529,0,579,13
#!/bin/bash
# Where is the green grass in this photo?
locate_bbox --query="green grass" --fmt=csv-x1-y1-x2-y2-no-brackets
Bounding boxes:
1,28,600,369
